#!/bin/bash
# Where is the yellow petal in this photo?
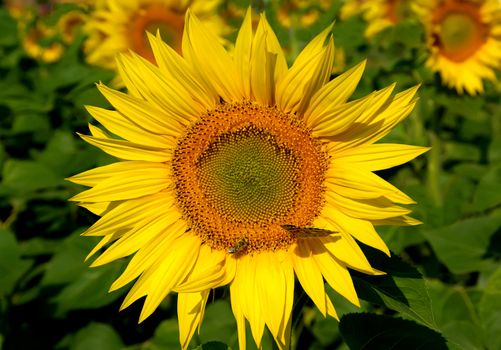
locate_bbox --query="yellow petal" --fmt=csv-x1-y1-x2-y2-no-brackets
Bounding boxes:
148,32,218,110
326,165,415,204
67,161,163,187
320,205,390,256
110,219,187,292
276,27,333,113
182,10,242,102
178,290,210,350
85,106,171,148
326,191,411,220
174,245,227,293
116,52,201,122
78,133,172,162
83,192,175,236
91,209,182,267
70,165,171,202
308,239,360,307
97,84,184,138
234,8,253,98
291,242,328,316
304,60,366,126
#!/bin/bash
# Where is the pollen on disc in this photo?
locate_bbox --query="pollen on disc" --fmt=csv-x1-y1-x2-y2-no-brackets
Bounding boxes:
172,101,327,253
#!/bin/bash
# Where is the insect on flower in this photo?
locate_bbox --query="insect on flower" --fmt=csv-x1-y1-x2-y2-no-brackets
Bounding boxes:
228,235,249,254
282,225,339,239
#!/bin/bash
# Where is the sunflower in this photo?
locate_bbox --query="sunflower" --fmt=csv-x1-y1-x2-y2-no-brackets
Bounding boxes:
421,0,501,95
341,0,420,37
83,0,226,71
276,0,334,29
68,9,427,350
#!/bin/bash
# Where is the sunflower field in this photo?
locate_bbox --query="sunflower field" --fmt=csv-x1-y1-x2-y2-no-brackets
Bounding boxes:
0,0,500,349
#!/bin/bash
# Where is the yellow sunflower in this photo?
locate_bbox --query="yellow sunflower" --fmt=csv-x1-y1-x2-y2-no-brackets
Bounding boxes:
83,0,226,71
276,0,334,29
68,9,427,350
341,0,420,37
421,0,501,95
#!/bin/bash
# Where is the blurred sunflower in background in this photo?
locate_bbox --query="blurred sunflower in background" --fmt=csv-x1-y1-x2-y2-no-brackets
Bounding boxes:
341,0,420,37
68,8,427,349
5,0,88,63
83,0,226,72
275,0,334,29
421,0,501,95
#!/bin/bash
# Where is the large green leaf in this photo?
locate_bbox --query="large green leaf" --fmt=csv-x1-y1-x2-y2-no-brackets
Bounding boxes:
422,213,501,274
352,247,437,329
2,159,64,195
339,313,447,350
478,266,501,350
471,166,501,213
427,280,484,350
0,229,32,296
70,323,123,350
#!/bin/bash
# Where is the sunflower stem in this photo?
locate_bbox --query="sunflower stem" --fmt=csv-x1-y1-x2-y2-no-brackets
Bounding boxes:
427,132,443,208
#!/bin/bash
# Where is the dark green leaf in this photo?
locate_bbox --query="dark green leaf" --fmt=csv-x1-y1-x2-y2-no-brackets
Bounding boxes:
478,266,501,350
195,341,230,350
352,247,437,329
471,166,501,212
427,280,484,350
151,319,180,350
422,213,501,274
339,313,447,350
199,300,237,346
2,159,64,194
0,229,32,295
70,323,123,350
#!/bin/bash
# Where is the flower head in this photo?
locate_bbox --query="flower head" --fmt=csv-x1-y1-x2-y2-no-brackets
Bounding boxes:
69,9,427,349
84,0,227,71
421,0,501,94
341,0,421,37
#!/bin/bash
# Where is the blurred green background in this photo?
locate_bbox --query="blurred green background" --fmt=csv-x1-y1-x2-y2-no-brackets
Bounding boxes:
0,0,500,349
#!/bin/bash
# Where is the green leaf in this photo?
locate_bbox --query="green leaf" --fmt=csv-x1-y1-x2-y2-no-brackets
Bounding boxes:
194,341,230,350
53,263,125,316
70,323,123,350
41,231,97,286
427,280,484,350
422,213,501,274
471,166,501,212
0,229,32,295
444,142,480,162
2,160,64,194
339,313,448,350
478,266,501,350
352,247,437,329
151,319,180,350
198,300,237,346
0,9,18,46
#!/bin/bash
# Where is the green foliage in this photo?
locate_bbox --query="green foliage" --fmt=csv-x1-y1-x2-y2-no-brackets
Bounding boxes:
1,1,500,350
339,313,448,349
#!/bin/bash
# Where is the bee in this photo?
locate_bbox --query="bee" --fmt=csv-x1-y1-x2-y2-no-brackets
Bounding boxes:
282,225,338,239
228,235,249,254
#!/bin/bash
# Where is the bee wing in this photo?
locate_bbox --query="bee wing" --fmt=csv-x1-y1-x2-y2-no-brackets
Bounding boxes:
282,225,339,238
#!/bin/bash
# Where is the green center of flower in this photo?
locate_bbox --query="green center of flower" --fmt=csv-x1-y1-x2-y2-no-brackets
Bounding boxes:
433,4,487,62
197,128,298,223
440,13,476,51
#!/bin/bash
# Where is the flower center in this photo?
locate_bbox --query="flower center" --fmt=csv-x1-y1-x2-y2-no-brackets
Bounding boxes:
198,128,299,223
432,2,487,62
128,5,184,63
386,0,412,24
172,101,327,254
